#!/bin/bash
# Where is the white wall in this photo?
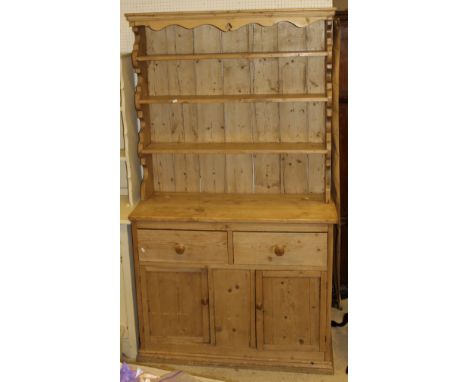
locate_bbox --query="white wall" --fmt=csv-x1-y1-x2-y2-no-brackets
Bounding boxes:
121,0,333,53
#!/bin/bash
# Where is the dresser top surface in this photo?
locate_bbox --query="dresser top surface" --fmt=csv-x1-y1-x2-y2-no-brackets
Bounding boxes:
129,193,338,224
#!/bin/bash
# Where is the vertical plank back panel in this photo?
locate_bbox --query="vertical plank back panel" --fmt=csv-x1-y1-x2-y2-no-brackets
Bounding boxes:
152,154,175,192
308,154,325,194
194,25,226,193
307,22,326,198
306,22,326,95
143,21,328,198
223,26,254,193
278,23,309,194
306,21,326,50
307,103,325,143
146,28,169,96
147,28,175,192
179,104,201,192
251,24,281,193
171,26,200,192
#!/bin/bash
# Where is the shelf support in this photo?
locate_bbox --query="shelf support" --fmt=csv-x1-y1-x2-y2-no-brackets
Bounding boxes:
132,26,154,200
325,20,334,203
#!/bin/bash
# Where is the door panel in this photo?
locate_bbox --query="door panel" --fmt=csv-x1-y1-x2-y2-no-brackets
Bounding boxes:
141,265,210,346
212,269,253,348
256,270,325,351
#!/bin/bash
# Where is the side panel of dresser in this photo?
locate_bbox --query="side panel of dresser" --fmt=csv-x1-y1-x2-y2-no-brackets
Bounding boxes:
131,222,333,368
120,54,141,360
120,224,138,360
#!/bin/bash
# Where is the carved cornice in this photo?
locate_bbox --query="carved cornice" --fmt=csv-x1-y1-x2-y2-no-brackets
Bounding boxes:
126,8,335,32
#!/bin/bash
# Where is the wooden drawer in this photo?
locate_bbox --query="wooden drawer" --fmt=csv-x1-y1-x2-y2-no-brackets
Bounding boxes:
137,229,228,263
233,232,327,267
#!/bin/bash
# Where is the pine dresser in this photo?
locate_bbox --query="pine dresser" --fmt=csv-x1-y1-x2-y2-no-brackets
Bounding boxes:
126,8,340,374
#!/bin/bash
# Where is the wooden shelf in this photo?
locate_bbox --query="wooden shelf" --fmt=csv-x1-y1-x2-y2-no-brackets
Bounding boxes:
129,193,338,224
138,94,328,105
141,142,327,155
137,50,328,62
130,13,334,201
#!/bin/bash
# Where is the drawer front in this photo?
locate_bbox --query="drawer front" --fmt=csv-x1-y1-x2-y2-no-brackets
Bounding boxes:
137,229,228,263
233,232,327,267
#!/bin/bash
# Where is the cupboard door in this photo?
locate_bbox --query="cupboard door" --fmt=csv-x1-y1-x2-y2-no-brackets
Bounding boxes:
141,265,210,346
256,270,326,352
212,269,254,348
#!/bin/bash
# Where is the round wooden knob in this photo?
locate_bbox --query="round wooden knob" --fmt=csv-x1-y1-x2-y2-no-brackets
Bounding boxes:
174,244,185,255
274,245,285,256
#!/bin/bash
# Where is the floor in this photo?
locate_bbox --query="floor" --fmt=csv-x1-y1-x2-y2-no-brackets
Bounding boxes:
134,300,348,382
